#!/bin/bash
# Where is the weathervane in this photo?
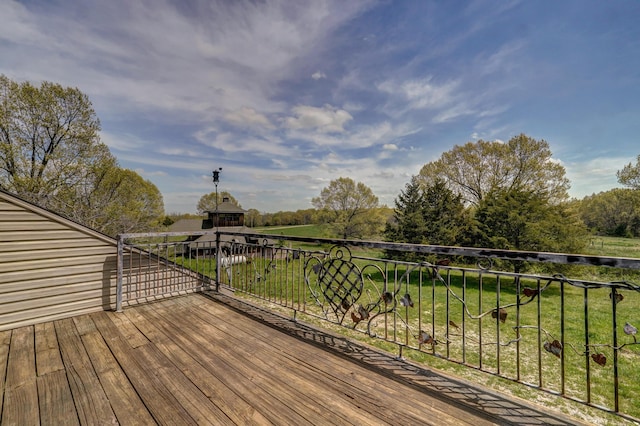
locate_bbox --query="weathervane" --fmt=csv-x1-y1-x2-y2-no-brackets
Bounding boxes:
212,167,222,227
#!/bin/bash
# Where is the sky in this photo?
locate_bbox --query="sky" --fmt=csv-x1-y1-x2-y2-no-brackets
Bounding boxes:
1,0,639,214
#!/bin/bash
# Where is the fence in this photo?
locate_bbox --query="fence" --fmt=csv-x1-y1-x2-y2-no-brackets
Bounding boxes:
116,230,640,423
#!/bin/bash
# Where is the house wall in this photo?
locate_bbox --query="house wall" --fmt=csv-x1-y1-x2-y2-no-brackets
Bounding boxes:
0,192,203,331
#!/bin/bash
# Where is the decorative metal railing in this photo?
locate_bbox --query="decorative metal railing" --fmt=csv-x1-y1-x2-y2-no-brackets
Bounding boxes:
116,230,640,423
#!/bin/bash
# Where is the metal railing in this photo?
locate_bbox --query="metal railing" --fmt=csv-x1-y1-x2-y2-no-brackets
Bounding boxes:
116,230,640,422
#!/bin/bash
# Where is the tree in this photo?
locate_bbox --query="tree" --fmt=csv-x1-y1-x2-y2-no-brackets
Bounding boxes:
196,191,239,214
312,177,380,239
384,176,428,245
86,168,164,235
578,189,640,237
617,154,640,189
421,179,472,246
418,134,570,206
245,208,262,227
385,177,470,260
0,75,103,204
0,75,164,235
473,188,587,271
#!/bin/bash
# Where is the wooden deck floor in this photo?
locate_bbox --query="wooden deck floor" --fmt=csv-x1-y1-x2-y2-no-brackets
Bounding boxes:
0,292,582,425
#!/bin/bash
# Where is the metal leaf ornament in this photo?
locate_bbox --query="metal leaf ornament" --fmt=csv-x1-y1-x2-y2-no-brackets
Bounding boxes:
418,331,435,345
544,340,563,358
610,292,624,304
400,293,414,307
624,322,637,343
591,353,607,367
357,304,369,320
492,308,507,323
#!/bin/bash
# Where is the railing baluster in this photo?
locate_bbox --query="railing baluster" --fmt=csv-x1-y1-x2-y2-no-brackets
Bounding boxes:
560,279,566,396
113,230,640,423
478,271,483,370
611,287,620,413
584,287,591,404
515,275,521,382
537,278,543,388
462,269,467,364
496,275,501,375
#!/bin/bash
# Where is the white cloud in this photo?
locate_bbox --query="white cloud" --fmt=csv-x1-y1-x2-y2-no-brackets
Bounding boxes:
135,169,168,177
383,144,398,150
378,76,459,110
224,107,274,130
312,71,327,80
101,131,149,152
284,105,353,133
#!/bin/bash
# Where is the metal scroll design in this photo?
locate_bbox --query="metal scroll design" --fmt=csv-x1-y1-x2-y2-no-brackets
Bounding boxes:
423,262,640,363
305,246,394,327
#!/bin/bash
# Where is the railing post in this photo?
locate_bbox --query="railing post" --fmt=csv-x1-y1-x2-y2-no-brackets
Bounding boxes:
116,234,123,312
215,231,221,292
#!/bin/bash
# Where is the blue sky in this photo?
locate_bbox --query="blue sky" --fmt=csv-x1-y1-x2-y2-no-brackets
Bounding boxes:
1,0,639,214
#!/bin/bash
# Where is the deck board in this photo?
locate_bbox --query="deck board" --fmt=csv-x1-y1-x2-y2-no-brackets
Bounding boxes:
0,292,585,425
55,317,118,424
3,326,39,426
79,323,156,425
34,321,79,425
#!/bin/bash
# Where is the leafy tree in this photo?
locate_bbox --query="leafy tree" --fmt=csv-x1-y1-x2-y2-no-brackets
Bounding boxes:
97,169,164,235
617,154,640,189
0,75,103,203
474,188,587,272
197,191,239,213
245,208,262,227
312,177,380,239
164,212,200,226
0,75,164,235
579,189,640,237
418,134,570,206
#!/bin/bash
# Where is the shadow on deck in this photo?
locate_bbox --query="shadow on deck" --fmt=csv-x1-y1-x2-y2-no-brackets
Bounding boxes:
1,292,585,425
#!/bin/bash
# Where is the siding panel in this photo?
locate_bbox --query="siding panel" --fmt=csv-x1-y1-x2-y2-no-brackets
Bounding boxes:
0,193,200,331
0,238,105,253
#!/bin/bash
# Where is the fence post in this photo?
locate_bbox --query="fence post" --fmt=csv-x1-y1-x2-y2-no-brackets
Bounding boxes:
215,231,221,291
116,234,123,312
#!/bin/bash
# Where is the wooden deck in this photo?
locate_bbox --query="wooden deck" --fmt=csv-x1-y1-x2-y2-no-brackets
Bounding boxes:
0,292,582,425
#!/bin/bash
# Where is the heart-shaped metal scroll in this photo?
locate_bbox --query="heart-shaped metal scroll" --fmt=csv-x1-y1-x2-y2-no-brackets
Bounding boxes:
307,247,364,324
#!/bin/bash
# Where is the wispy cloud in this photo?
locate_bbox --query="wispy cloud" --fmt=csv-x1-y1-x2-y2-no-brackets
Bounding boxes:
284,104,353,133
1,0,639,213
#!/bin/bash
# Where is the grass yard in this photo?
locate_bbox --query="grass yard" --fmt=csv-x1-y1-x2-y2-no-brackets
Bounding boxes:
585,235,640,258
173,230,640,425
255,227,640,257
215,250,640,425
254,224,333,238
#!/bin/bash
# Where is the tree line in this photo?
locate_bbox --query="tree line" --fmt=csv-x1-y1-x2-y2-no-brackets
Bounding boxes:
3,76,640,248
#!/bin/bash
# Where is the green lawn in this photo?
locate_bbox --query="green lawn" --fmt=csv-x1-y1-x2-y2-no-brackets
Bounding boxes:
177,230,640,425
255,227,640,259
584,235,640,258
254,224,333,238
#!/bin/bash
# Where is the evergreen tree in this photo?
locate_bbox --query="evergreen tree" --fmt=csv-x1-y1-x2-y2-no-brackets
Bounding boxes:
385,177,469,260
384,176,427,245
